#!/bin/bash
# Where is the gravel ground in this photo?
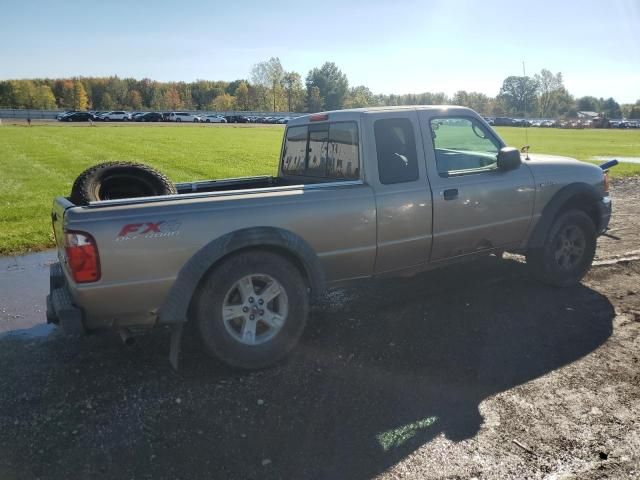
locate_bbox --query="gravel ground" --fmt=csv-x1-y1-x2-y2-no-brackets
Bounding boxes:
0,178,638,479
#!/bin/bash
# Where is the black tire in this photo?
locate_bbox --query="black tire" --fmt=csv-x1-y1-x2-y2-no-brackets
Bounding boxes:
176,118,181,123
194,251,309,369
526,209,597,287
70,161,177,205
104,117,110,122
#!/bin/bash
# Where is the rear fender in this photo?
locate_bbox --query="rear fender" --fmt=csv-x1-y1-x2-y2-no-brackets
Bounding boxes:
158,227,324,325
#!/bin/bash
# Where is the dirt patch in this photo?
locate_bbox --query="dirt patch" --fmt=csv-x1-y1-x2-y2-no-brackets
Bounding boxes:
597,176,640,262
0,257,639,479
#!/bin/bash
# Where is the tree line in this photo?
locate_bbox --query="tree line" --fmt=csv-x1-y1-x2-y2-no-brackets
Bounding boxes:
1,57,639,119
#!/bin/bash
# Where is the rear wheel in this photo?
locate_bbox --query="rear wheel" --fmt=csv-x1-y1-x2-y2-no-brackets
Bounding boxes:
526,209,596,287
194,251,309,369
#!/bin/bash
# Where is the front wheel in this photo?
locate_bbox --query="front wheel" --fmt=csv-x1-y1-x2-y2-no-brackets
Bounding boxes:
526,209,596,287
194,251,309,369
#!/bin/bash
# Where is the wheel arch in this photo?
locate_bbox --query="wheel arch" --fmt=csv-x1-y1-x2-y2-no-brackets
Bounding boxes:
527,182,602,249
158,227,325,325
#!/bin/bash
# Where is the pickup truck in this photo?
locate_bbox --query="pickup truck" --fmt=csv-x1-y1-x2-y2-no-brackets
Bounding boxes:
47,106,612,369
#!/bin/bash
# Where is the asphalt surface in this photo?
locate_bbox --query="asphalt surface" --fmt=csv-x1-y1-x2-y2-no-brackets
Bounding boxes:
0,178,638,479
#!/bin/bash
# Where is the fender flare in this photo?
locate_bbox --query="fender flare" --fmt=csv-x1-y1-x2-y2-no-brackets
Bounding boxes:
527,182,601,249
158,227,325,325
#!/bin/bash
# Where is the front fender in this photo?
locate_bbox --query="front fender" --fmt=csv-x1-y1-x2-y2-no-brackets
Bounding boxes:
158,227,325,325
526,182,601,249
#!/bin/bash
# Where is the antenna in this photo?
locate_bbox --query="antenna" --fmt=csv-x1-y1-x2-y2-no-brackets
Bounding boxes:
522,61,530,160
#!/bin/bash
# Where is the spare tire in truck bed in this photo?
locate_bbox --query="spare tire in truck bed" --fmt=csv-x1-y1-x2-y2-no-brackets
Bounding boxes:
70,161,177,205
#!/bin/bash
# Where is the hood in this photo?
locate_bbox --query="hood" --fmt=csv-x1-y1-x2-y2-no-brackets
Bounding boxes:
523,153,582,166
522,153,605,192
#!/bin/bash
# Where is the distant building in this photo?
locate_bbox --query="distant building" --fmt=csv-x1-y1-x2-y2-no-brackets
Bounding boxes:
577,111,599,119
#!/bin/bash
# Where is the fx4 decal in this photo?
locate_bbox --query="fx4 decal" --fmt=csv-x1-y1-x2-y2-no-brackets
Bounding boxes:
116,220,181,241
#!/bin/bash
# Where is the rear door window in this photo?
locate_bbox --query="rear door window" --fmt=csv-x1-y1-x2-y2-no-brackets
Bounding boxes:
282,122,360,180
374,118,419,184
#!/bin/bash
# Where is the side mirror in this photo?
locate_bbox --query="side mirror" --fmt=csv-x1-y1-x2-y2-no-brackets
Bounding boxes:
497,147,521,171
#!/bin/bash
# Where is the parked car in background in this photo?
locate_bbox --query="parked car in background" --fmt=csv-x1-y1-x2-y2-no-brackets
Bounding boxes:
56,110,78,120
58,112,92,122
225,115,249,123
169,112,201,122
492,117,515,126
101,111,131,121
202,115,227,123
540,120,554,127
136,112,163,122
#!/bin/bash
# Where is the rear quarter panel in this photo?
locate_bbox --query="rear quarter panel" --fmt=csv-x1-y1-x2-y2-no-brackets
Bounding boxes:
64,184,376,327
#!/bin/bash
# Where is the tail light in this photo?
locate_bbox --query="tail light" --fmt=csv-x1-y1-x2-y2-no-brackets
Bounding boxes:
603,171,610,195
64,231,101,283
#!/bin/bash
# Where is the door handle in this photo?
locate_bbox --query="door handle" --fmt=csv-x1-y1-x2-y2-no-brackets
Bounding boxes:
443,188,458,200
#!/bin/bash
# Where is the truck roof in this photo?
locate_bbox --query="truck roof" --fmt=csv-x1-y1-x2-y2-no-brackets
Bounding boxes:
288,105,475,126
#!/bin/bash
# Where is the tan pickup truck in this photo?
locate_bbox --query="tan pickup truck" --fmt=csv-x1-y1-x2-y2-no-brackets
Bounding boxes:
47,106,612,369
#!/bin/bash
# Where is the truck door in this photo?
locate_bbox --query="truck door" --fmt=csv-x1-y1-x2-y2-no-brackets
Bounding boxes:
418,112,535,261
364,111,433,273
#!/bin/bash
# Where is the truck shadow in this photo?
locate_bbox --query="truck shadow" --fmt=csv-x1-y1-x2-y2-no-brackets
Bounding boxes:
179,255,614,479
0,256,614,479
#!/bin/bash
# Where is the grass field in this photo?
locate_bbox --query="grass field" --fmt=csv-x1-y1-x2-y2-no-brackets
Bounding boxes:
0,123,638,255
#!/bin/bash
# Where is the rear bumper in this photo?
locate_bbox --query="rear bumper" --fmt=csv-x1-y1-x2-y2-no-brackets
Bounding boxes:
46,262,85,334
597,196,612,234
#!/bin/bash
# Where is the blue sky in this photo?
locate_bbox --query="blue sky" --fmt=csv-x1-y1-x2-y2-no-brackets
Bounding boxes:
1,0,638,102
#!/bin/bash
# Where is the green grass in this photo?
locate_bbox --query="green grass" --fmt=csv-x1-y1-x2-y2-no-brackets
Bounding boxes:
0,123,638,255
0,124,283,255
496,126,640,176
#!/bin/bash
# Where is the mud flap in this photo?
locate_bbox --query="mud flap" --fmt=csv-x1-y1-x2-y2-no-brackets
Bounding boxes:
169,323,184,371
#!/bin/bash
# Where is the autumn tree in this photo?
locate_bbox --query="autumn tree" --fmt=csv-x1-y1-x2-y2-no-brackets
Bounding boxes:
126,90,143,110
59,80,75,108
234,81,251,111
211,93,236,111
34,85,57,109
281,71,304,112
163,87,183,110
100,92,115,110
73,81,89,110
344,85,375,108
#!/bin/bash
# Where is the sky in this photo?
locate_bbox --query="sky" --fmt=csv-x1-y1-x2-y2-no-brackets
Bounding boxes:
1,0,639,103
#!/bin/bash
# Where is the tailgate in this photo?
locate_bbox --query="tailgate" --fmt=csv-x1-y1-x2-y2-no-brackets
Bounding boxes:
51,196,75,257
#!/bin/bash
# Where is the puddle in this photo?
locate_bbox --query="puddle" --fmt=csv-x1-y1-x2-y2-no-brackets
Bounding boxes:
0,249,57,334
0,323,55,341
593,156,640,164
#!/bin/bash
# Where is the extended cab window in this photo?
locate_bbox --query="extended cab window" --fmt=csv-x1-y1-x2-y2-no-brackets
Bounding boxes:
374,118,419,184
430,118,500,176
282,122,359,180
